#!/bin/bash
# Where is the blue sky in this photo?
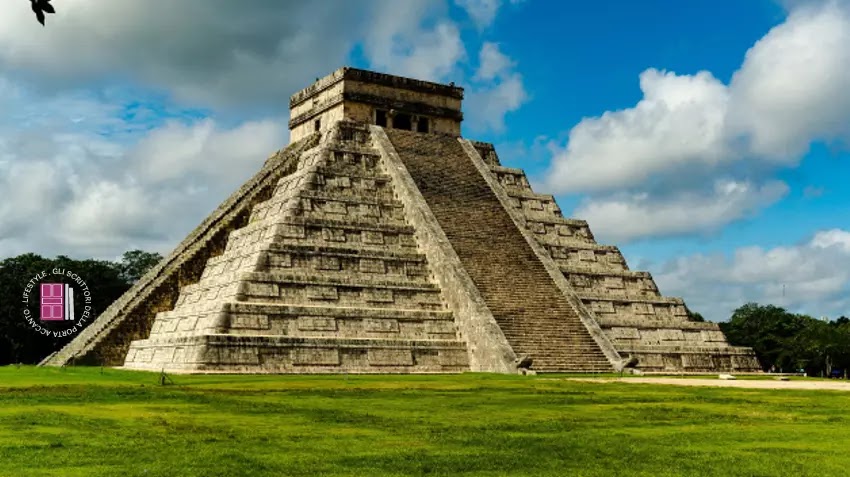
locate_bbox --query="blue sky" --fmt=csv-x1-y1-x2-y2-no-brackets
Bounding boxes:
0,0,848,321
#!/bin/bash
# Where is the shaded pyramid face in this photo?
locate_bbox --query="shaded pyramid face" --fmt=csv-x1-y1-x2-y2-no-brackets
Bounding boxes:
45,68,760,374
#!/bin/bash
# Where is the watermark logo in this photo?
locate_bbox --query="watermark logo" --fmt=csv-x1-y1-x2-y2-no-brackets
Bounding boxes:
40,283,75,321
22,269,93,338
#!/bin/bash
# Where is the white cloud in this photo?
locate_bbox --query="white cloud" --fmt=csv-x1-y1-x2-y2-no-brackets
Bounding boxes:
0,78,287,259
547,69,731,192
131,118,287,183
362,2,466,82
726,1,850,159
474,42,514,81
0,0,472,109
574,180,789,243
455,0,523,29
455,0,501,29
465,42,528,133
538,1,850,242
655,229,850,321
547,2,850,194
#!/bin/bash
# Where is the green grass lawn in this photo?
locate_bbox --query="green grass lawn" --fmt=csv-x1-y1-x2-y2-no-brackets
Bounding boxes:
0,367,848,477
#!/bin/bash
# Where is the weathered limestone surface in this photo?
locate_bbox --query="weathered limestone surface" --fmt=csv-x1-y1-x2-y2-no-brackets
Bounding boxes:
290,67,463,142
471,141,760,373
41,133,320,367
384,129,615,372
371,126,517,373
121,122,469,373
47,66,760,374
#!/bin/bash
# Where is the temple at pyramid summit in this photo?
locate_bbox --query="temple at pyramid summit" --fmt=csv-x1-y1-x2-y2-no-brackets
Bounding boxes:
43,67,760,374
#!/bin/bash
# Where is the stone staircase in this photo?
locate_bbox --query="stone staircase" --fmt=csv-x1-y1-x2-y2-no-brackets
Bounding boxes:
385,129,612,373
476,141,761,373
123,122,469,373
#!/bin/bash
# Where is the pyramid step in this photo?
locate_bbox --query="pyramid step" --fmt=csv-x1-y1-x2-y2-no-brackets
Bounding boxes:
577,293,684,306
235,272,445,311
226,303,458,339
314,165,391,181
283,216,417,234
560,267,651,279
262,247,430,279
151,302,459,341
242,271,437,290
124,334,469,374
298,189,405,210
266,242,426,261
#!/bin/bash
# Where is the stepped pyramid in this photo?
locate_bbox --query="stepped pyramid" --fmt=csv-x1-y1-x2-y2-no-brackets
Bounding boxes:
44,67,760,373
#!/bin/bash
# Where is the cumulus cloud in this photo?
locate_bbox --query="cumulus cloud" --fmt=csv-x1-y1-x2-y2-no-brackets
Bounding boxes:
726,1,850,158
0,79,287,259
547,1,850,194
455,0,524,29
362,1,466,82
539,1,850,242
547,69,731,192
0,0,492,109
465,42,528,133
655,229,850,321
574,180,789,243
131,119,287,183
0,1,379,109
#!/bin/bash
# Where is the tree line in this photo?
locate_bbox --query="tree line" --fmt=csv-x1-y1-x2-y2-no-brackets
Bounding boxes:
721,303,850,377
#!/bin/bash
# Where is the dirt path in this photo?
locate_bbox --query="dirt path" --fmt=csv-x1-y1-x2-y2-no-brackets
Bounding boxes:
570,377,850,391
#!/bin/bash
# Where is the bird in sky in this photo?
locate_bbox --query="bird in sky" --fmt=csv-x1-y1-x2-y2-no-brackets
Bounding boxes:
31,0,56,26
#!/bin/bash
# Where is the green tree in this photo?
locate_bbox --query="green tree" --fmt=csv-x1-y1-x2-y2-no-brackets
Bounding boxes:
686,308,706,322
720,303,807,372
118,250,164,283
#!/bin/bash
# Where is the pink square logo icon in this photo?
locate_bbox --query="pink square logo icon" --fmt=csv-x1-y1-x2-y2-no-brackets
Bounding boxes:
40,283,74,321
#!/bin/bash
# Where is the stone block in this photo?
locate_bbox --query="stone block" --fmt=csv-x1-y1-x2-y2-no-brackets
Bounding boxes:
578,250,595,261
177,317,199,332
281,224,306,239
323,228,347,242
322,201,348,215
631,302,654,315
609,327,640,340
269,253,292,268
245,282,278,297
425,320,457,335
364,318,399,333
590,301,615,314
659,329,685,341
318,256,341,270
359,204,381,218
359,258,386,274
368,349,413,366
153,347,175,363
701,330,727,342
306,285,339,300
230,314,271,330
363,288,393,303
297,316,337,331
293,348,341,365
362,230,384,244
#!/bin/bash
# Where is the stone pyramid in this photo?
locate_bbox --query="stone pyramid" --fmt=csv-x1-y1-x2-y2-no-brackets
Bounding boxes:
44,67,760,374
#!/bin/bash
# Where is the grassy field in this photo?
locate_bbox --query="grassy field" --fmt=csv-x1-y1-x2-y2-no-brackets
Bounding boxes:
0,367,848,476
